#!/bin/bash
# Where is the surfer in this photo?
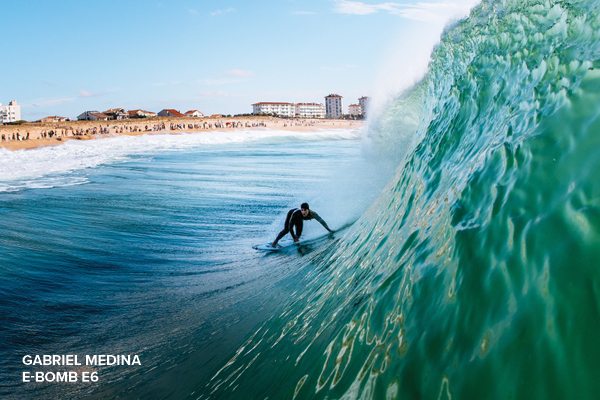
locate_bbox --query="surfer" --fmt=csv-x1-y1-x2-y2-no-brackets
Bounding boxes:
271,202,333,247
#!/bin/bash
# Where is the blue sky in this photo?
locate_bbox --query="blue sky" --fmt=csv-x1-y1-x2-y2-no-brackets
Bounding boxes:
2,0,477,120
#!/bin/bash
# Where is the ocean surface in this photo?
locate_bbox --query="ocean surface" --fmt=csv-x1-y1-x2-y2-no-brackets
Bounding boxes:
3,0,600,398
0,128,385,399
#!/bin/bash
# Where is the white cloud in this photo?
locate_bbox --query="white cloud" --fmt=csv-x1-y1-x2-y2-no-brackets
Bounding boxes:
394,1,478,21
198,78,240,86
197,69,254,86
333,0,478,22
334,0,399,15
197,91,243,98
78,90,97,98
30,97,76,108
27,88,118,110
210,7,236,17
225,69,254,78
152,81,183,87
320,64,358,72
78,88,120,98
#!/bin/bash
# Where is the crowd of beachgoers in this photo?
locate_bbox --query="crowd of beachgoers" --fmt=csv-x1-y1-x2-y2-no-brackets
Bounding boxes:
0,117,362,151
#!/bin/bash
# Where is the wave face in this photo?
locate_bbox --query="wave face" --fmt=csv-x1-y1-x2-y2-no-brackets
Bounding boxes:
204,1,600,398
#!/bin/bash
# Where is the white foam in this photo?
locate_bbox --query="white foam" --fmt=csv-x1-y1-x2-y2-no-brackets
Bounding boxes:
0,129,360,192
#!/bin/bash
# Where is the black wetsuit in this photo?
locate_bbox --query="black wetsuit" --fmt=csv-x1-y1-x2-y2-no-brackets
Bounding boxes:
273,208,332,245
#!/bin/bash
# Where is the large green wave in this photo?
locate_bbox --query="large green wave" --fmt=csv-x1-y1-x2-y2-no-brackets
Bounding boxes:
203,1,600,398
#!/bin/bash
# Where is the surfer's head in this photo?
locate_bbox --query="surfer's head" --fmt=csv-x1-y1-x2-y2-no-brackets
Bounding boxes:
300,203,310,217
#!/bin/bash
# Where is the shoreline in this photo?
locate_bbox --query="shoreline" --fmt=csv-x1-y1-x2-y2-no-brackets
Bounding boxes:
0,117,364,151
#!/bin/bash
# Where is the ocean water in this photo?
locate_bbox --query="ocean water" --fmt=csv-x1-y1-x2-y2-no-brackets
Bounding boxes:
0,129,382,399
202,0,600,399
3,0,600,398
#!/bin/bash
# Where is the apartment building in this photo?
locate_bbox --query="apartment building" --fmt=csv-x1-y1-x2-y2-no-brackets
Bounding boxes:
325,94,343,119
0,100,21,123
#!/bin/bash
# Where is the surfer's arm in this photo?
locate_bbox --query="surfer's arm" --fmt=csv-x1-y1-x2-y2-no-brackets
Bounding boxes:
289,210,300,241
290,226,300,242
293,219,302,241
312,212,333,232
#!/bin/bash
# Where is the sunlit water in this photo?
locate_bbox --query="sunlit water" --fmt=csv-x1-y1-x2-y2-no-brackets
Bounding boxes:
0,130,375,399
4,0,600,398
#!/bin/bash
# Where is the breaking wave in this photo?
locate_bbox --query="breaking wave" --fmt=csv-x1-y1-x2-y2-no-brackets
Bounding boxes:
204,0,600,398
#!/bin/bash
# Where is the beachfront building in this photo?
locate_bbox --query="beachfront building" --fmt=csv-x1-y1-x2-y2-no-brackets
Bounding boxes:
103,108,129,120
348,104,362,117
0,100,21,123
325,94,343,119
252,102,296,117
185,110,204,118
252,102,326,118
158,109,186,118
77,111,110,121
359,96,369,117
128,109,157,118
295,103,325,119
40,116,69,123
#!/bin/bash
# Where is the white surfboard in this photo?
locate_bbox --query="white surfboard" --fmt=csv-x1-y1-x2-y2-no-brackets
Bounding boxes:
252,221,353,253
252,243,284,252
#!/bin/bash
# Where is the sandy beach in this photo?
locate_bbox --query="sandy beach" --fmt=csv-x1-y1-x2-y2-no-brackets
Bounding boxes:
0,116,363,151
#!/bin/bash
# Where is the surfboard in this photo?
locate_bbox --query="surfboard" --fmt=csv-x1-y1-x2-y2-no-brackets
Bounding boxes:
252,243,283,252
252,221,355,253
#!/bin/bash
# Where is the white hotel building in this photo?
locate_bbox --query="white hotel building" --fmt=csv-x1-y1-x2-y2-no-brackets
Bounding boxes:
0,100,21,123
252,102,296,118
295,103,325,118
252,102,325,118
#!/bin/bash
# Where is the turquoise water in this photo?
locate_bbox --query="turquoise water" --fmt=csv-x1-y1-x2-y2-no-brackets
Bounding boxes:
3,0,600,398
203,0,600,399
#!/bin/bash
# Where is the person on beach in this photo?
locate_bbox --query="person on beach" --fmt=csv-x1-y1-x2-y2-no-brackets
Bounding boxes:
271,202,333,247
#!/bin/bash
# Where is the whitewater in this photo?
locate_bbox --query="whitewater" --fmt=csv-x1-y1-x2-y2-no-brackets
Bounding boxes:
2,0,600,399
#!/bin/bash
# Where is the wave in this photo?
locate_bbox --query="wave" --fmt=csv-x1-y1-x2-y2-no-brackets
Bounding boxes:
203,0,600,399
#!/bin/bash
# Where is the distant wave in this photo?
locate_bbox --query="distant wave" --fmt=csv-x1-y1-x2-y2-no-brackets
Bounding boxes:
0,129,360,192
